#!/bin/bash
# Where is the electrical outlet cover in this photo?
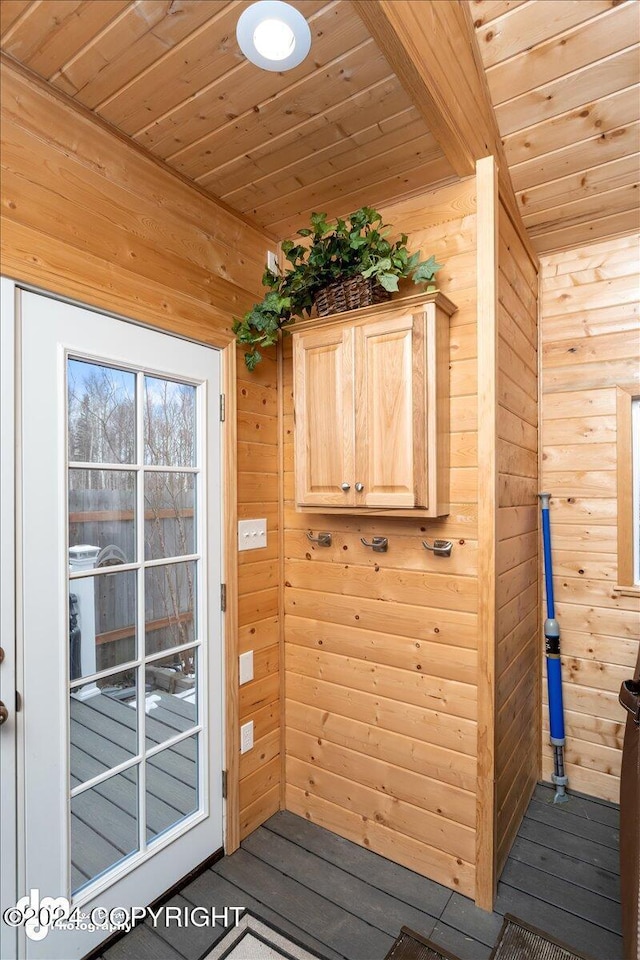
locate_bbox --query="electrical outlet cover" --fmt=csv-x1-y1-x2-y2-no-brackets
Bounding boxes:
239,650,254,685
240,721,254,754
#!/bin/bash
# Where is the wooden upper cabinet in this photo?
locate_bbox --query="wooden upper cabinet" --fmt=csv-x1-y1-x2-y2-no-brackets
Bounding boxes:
294,323,356,506
293,292,456,517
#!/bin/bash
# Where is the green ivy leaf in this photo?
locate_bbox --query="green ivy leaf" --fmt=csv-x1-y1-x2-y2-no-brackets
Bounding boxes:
245,350,261,371
235,205,444,370
378,272,400,292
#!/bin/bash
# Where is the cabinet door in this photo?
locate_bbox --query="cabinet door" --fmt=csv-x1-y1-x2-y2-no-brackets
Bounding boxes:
294,325,355,506
354,312,427,508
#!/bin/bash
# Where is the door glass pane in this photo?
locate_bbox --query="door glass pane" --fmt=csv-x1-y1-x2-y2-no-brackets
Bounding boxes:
68,359,135,464
69,570,137,680
71,768,139,895
70,667,138,787
146,735,198,842
145,561,196,655
144,472,195,561
69,469,136,563
144,376,196,467
145,648,197,750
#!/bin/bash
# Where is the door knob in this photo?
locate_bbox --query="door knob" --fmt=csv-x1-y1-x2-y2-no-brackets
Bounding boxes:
0,701,8,726
341,482,350,492
355,482,364,492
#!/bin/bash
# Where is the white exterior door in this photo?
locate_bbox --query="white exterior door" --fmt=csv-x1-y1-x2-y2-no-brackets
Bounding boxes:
5,287,224,959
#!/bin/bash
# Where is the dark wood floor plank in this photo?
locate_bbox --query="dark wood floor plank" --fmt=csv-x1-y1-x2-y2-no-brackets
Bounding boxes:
517,816,619,873
243,827,438,939
525,798,619,849
428,921,492,960
508,835,620,902
183,867,345,960
533,784,620,828
100,782,624,960
214,847,393,959
495,883,624,960
439,893,504,947
145,893,223,960
264,810,452,918
103,922,184,960
500,859,621,934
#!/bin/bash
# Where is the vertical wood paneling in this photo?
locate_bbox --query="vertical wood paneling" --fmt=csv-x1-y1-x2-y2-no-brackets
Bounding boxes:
282,178,480,899
540,232,640,804
495,200,540,875
0,58,280,850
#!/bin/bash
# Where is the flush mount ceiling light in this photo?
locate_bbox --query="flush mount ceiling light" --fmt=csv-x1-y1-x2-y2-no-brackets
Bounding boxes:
236,0,311,71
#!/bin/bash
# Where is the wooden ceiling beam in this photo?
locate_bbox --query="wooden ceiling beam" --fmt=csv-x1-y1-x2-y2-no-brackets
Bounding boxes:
351,0,537,265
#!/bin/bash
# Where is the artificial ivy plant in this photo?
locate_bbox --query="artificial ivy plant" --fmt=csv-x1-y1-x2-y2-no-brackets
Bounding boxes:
233,206,442,370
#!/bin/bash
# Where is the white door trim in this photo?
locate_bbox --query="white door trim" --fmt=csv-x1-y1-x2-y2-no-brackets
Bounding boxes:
0,277,18,960
1,280,233,959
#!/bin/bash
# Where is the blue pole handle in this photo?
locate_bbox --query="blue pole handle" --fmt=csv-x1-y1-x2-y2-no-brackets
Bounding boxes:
539,493,555,620
547,656,565,743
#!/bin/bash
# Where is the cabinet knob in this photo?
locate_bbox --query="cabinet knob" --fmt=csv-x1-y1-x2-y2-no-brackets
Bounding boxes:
341,482,350,492
355,482,364,493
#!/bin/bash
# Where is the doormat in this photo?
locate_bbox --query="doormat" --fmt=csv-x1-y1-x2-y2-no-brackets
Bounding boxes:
384,926,463,960
204,912,330,960
490,915,595,960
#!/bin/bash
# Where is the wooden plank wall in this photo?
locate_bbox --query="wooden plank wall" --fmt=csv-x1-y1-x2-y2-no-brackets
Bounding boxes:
237,350,281,839
540,232,640,803
0,58,281,847
495,200,540,876
282,178,480,899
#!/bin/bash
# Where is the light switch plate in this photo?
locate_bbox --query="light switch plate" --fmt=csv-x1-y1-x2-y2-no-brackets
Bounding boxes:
238,518,267,551
240,721,254,754
239,650,254,685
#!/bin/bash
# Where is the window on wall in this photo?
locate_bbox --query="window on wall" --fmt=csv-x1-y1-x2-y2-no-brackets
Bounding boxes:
616,388,640,594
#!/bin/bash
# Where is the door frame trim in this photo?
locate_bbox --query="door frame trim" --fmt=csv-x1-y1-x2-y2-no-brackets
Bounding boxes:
0,278,18,960
221,342,239,852
0,278,241,891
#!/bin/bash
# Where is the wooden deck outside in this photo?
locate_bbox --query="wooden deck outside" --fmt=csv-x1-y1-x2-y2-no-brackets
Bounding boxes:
71,688,198,894
98,783,622,960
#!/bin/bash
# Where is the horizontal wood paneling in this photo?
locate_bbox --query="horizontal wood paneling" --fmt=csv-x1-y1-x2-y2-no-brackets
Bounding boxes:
283,179,478,899
540,233,640,803
495,199,539,877
0,58,280,848
472,0,640,253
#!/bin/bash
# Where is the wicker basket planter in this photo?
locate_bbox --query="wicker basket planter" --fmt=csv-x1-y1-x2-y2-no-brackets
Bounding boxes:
314,275,392,317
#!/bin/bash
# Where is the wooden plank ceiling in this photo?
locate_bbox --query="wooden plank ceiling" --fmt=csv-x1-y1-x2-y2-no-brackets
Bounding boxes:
0,0,455,239
470,0,640,253
1,1,638,250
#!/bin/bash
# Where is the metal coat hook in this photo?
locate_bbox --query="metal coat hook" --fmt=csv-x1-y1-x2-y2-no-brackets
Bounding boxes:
306,531,332,547
361,536,388,553
422,539,453,558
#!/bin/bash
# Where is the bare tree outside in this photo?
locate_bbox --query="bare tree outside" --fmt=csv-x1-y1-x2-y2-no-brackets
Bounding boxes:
68,359,198,668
